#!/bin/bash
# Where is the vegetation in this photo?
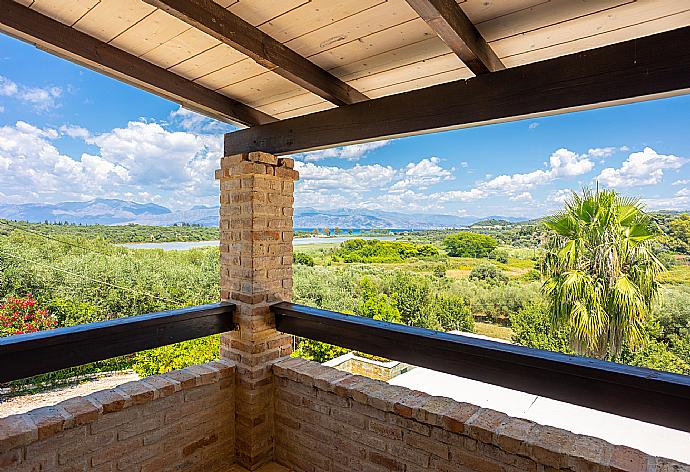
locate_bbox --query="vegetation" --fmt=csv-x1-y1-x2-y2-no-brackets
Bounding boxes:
332,238,439,263
0,219,218,243
541,189,663,359
3,192,690,392
443,232,498,257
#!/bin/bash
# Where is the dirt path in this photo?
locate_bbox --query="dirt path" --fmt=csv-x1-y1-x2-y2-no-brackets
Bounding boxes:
0,371,139,417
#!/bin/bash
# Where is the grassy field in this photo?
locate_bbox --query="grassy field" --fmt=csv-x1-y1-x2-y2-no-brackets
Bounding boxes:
474,322,514,341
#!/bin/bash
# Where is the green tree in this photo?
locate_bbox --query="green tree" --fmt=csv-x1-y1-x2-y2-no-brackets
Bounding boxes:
293,252,315,266
469,263,508,284
443,232,497,257
356,276,401,323
667,213,690,253
541,188,664,358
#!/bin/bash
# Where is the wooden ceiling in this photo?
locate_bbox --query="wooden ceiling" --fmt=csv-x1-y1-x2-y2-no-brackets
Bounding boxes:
2,0,689,128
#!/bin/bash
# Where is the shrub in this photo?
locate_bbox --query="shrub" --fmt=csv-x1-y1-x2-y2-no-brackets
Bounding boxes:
0,294,57,336
334,239,439,263
293,252,315,266
468,263,508,284
509,304,571,353
132,335,220,377
443,232,497,257
488,249,508,264
427,294,474,332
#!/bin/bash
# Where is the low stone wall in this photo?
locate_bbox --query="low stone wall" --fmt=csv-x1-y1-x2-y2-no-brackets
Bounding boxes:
0,360,236,472
324,352,414,381
273,357,689,472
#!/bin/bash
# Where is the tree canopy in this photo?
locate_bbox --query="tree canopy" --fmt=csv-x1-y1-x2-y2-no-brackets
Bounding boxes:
541,188,664,358
443,232,498,257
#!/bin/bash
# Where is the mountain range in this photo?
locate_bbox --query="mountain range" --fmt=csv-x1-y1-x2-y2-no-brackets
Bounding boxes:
0,199,526,229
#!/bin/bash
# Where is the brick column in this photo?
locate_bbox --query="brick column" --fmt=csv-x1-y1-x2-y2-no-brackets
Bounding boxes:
216,151,298,470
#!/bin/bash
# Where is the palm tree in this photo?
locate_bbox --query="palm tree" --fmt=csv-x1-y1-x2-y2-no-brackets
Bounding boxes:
541,188,664,359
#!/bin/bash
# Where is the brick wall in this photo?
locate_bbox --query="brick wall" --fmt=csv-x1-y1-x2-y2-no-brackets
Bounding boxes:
217,151,297,469
273,357,690,472
0,360,236,472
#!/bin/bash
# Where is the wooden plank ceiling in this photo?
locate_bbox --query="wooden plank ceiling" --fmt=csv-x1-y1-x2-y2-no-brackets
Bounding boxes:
3,0,689,126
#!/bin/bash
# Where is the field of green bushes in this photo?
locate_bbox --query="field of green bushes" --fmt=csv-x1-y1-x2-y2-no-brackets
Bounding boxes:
2,213,690,395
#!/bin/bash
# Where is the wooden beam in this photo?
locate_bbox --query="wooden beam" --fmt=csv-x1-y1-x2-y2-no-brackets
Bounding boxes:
405,0,504,74
0,303,236,383
0,0,274,127
143,0,369,106
225,26,690,155
273,302,690,433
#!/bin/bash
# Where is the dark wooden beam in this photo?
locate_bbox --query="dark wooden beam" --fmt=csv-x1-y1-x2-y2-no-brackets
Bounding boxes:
225,26,690,155
0,0,274,127
143,0,369,106
0,303,236,383
405,0,504,74
273,302,690,433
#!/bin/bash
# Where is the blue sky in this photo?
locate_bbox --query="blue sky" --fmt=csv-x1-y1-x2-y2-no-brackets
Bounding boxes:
1,33,689,218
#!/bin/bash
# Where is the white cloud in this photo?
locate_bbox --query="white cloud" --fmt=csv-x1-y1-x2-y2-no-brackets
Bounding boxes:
390,156,454,192
586,147,617,158
169,106,233,133
432,188,486,203
0,121,129,202
528,123,539,130
673,179,689,186
597,147,686,187
643,189,690,211
0,76,18,96
295,161,397,192
0,105,5,113
481,148,593,195
0,75,62,110
59,124,90,139
0,120,225,208
510,192,533,202
550,189,574,204
295,140,390,162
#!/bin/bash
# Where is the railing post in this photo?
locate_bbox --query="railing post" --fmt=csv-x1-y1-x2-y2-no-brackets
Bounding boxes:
216,151,298,469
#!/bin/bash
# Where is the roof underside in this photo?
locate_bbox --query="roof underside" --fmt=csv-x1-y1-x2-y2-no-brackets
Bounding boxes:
3,0,689,127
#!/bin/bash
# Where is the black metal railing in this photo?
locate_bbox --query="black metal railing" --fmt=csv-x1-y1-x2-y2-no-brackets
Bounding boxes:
0,302,236,383
272,302,690,433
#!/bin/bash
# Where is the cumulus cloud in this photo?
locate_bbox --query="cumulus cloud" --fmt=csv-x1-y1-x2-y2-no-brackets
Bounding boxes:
643,188,690,211
169,106,234,133
59,124,90,139
673,179,689,186
0,120,225,208
295,161,397,193
597,147,686,187
550,189,575,204
0,75,62,110
586,147,617,158
294,140,390,162
510,192,533,202
389,157,454,192
481,148,593,195
0,121,129,202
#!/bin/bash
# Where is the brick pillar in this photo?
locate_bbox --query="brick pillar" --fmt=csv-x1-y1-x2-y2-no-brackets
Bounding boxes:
216,151,298,470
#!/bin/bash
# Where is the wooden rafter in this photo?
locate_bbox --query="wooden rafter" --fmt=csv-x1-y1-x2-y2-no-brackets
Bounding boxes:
224,26,690,155
143,0,369,106
0,0,274,127
405,0,504,75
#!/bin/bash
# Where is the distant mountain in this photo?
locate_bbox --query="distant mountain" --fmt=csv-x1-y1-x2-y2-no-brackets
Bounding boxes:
293,208,526,230
0,199,170,225
0,199,527,229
